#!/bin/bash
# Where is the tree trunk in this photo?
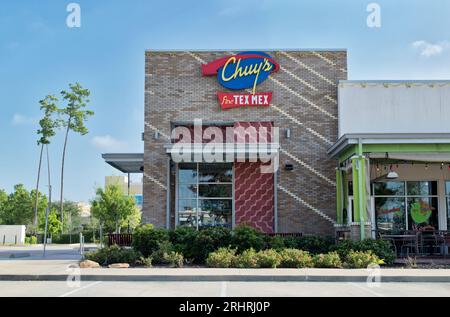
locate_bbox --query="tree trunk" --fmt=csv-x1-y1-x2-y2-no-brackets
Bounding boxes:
34,144,44,229
43,145,51,254
60,117,71,233
46,144,52,207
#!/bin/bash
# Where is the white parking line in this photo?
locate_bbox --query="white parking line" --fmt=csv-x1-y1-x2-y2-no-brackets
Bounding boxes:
348,282,384,297
59,281,102,297
220,281,227,297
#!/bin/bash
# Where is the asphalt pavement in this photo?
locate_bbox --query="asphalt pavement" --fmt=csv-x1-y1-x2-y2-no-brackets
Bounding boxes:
0,281,449,297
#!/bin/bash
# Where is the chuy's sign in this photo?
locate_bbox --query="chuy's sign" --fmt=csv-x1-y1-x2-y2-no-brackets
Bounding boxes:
202,51,279,110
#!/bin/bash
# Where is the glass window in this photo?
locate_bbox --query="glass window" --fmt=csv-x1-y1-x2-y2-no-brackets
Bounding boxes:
178,163,197,184
198,200,232,228
407,181,437,196
375,197,406,233
199,163,232,183
177,184,197,199
446,182,450,229
407,197,438,231
373,181,438,233
199,184,232,198
177,199,197,228
177,163,233,229
373,182,405,196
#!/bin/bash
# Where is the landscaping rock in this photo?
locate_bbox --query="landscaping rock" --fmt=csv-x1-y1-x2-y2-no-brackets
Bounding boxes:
108,263,130,268
79,260,101,268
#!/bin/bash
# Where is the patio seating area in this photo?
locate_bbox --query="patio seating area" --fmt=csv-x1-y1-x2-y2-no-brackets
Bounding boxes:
379,230,450,258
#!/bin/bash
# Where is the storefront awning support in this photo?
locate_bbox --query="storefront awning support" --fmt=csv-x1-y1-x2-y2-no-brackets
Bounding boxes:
352,138,366,240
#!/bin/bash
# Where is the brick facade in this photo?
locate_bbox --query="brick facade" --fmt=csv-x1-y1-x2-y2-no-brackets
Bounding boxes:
144,50,347,236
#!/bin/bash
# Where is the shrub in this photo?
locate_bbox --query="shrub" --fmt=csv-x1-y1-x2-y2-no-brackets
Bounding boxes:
151,240,175,264
265,236,285,250
138,256,153,268
358,239,396,266
191,227,232,263
313,252,343,268
296,236,334,255
231,225,265,252
279,249,313,268
25,236,38,245
164,251,184,268
206,247,237,268
169,226,199,260
232,248,259,268
332,239,395,265
344,250,384,269
331,240,356,259
256,249,281,268
282,236,299,249
85,245,141,265
132,225,169,257
169,226,232,263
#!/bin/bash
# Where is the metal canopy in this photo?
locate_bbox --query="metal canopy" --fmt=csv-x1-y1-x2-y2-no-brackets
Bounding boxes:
327,133,450,159
102,153,144,173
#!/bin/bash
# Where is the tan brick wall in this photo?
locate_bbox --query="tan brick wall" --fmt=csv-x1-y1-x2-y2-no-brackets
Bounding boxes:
144,50,347,236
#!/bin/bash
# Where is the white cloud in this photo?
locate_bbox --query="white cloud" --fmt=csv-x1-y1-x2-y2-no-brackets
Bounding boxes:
412,40,450,57
91,135,126,151
11,113,35,126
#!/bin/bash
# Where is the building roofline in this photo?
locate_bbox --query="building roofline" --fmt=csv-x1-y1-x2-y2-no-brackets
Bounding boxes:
102,153,144,173
145,48,348,53
339,80,450,84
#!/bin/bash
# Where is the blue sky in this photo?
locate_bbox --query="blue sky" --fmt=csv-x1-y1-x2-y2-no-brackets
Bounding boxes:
1,0,450,202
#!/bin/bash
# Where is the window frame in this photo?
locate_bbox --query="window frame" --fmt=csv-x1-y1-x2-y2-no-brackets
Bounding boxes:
445,181,450,230
175,162,233,230
372,180,439,232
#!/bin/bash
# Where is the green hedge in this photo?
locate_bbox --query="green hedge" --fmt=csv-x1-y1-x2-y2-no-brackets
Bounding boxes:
131,224,395,266
331,239,395,265
206,248,382,269
132,224,169,257
85,245,141,266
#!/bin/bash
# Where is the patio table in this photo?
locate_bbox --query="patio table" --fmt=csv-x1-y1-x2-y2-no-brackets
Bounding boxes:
381,234,419,256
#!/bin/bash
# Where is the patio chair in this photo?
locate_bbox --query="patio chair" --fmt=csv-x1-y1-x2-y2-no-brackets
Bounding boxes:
439,231,450,257
378,233,398,256
400,232,420,257
420,231,441,256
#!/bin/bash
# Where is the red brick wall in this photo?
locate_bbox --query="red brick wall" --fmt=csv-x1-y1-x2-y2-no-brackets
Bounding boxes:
144,50,347,236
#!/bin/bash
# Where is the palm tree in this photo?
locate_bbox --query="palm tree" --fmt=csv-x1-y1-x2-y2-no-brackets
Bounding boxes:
58,83,93,230
34,95,59,230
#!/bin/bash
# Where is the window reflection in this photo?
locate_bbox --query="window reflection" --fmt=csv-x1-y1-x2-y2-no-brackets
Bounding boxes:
373,181,438,233
375,197,405,233
177,163,233,229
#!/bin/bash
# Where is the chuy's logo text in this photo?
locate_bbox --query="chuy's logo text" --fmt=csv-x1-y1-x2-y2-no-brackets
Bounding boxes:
202,52,279,110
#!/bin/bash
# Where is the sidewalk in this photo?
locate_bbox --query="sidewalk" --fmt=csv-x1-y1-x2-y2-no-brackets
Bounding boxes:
0,259,449,282
0,244,97,260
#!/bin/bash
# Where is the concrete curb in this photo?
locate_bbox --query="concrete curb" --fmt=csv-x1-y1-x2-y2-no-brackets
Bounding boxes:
0,274,449,283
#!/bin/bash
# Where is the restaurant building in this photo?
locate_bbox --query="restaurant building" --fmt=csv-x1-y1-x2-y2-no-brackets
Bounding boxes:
103,49,450,240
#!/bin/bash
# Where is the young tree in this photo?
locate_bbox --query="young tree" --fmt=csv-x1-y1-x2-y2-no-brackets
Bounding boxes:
46,209,63,238
49,201,82,234
58,83,94,230
1,185,47,226
0,189,8,224
34,95,59,229
91,185,141,233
